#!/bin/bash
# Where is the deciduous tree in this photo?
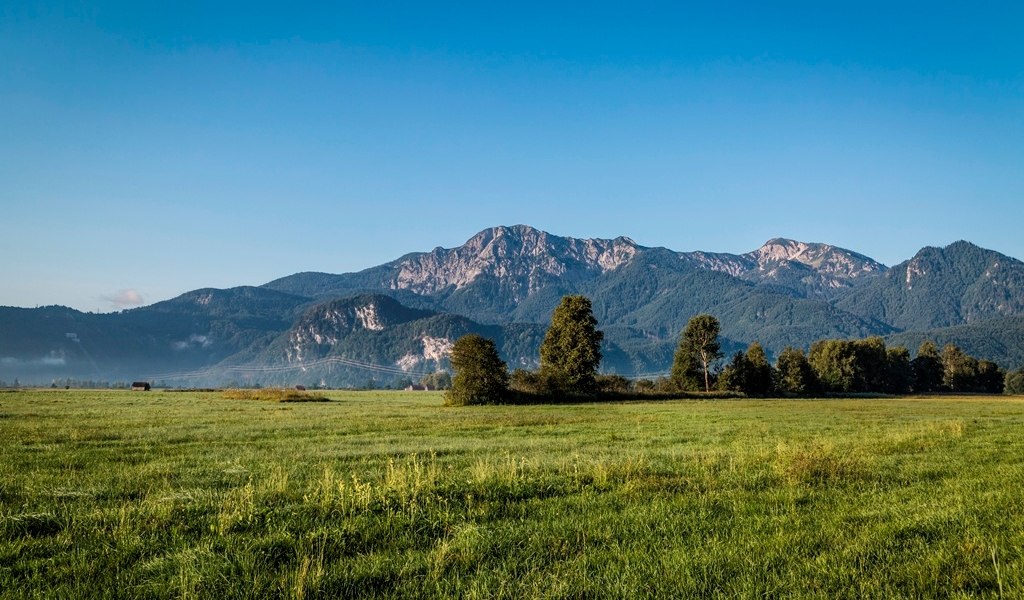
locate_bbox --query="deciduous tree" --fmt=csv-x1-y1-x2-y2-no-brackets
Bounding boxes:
446,334,509,405
775,346,817,396
744,342,775,395
672,314,722,392
941,343,978,392
855,337,889,392
808,339,857,392
976,360,1004,394
719,342,774,395
884,347,913,394
420,371,452,390
1005,368,1024,395
539,295,603,394
717,351,749,393
911,341,943,393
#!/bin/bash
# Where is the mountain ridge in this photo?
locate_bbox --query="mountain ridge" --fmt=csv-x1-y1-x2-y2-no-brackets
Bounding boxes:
264,225,890,307
3,225,1023,386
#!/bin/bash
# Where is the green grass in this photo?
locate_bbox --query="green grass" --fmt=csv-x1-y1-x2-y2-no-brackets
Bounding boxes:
220,388,332,402
2,390,1023,598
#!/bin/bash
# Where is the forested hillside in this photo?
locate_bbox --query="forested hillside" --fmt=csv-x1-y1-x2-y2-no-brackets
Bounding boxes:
3,226,1023,386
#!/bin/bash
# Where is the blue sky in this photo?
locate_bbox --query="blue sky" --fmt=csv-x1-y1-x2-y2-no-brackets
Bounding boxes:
2,2,1022,312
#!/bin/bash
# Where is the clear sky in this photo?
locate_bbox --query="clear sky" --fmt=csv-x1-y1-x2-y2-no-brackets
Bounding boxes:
2,2,1022,312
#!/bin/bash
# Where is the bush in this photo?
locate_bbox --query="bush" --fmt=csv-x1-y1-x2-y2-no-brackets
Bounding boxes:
596,374,631,394
509,369,545,395
446,335,509,406
1006,369,1024,395
633,379,656,393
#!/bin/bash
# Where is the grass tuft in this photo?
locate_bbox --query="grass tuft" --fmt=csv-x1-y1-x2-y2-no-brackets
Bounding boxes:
774,441,869,486
221,388,331,402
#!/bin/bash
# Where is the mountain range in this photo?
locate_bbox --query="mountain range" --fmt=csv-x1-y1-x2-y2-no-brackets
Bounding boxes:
3,225,1023,387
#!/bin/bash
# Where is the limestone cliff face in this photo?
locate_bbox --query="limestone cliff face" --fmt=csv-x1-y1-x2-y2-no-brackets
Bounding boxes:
682,238,887,297
264,226,889,304
273,293,542,380
284,295,433,363
750,238,885,278
384,225,640,300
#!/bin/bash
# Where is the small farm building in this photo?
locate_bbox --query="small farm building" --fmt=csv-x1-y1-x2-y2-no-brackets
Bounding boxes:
131,382,151,391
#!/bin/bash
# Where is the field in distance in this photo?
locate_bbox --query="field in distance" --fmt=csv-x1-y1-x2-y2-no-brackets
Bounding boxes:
1,390,1022,598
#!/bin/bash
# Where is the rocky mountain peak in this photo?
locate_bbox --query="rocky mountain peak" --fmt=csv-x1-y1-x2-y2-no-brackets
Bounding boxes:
749,238,886,279
389,225,640,296
465,225,638,261
676,238,887,297
753,238,818,263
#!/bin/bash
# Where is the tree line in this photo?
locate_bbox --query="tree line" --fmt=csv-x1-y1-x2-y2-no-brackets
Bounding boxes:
714,336,1004,396
446,295,1022,405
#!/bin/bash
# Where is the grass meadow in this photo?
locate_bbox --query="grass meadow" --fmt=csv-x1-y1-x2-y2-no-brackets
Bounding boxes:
1,389,1023,598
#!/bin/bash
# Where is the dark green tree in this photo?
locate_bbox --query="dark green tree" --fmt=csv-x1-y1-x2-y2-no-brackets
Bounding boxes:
509,368,544,394
911,341,943,393
718,351,749,393
596,374,631,393
854,337,889,392
884,346,913,394
446,334,509,405
1005,368,1024,395
976,360,1004,394
672,314,722,392
720,342,775,395
539,295,604,394
744,342,775,395
775,346,817,396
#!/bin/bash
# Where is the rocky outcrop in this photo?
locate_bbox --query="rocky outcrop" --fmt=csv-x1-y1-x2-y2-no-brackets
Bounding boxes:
681,238,887,297
384,225,640,300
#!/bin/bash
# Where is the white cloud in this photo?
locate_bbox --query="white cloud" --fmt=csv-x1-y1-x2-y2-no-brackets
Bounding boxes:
172,335,213,351
102,289,145,309
1,354,66,367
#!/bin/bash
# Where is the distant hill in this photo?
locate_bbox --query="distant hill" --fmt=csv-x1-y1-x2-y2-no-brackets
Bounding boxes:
3,226,1023,386
231,294,674,386
0,287,310,382
836,241,1024,330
